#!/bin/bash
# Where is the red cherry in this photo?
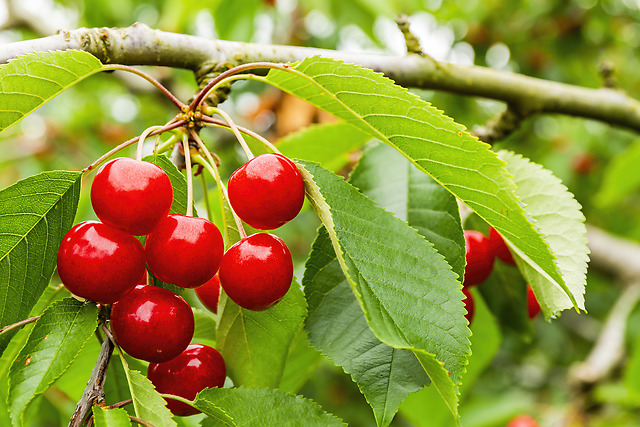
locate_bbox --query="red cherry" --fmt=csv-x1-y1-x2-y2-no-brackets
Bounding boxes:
507,414,539,427
219,233,293,311
195,274,221,314
148,344,226,416
527,285,541,319
462,288,475,325
57,221,145,304
228,153,305,230
488,227,515,265
111,285,194,363
145,214,224,288
91,158,174,236
463,230,494,287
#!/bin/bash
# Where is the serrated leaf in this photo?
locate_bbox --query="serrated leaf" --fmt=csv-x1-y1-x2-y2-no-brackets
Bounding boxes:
279,328,322,394
122,368,176,427
0,50,104,133
596,138,640,207
93,406,132,427
266,57,571,307
0,170,81,356
276,122,370,171
498,150,588,317
298,160,470,418
216,282,307,388
8,298,97,426
194,387,345,426
103,355,133,413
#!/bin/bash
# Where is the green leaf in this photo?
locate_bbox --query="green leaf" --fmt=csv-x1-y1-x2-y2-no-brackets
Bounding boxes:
8,298,97,426
192,307,217,348
0,170,81,356
498,150,589,317
276,122,370,171
103,356,134,412
266,57,570,307
0,50,104,133
216,282,307,388
297,161,470,418
93,406,132,427
279,328,322,394
122,368,176,427
596,138,640,207
193,387,345,426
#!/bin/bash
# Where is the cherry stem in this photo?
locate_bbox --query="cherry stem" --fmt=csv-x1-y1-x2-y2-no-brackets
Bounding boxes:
155,134,179,155
200,173,213,222
136,125,165,161
181,133,194,217
208,106,254,160
102,323,128,369
201,115,281,154
0,316,40,336
159,393,195,407
103,64,186,110
107,399,133,410
82,120,185,175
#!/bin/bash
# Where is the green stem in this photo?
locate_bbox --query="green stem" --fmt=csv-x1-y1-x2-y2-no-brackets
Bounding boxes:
208,106,254,159
182,133,194,217
136,125,165,161
201,115,280,154
155,134,179,155
200,172,213,222
159,393,195,407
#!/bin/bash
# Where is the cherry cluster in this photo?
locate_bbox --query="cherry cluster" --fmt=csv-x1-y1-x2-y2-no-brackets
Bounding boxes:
461,227,541,325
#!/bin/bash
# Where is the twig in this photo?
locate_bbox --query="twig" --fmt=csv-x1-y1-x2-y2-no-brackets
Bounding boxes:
395,14,423,55
586,224,640,282
0,316,40,336
472,106,525,144
129,416,156,427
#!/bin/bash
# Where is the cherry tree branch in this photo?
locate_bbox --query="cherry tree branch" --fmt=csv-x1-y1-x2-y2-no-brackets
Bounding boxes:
0,24,639,132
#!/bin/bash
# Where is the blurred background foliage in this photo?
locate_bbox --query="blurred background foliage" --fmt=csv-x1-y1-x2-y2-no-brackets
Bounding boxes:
1,0,640,426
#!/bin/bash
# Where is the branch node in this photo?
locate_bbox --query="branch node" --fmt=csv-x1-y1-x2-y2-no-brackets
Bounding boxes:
194,62,235,107
599,60,616,89
472,105,525,144
395,14,423,55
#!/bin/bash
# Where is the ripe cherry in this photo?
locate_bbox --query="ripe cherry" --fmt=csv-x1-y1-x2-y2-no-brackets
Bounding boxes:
462,288,475,325
91,158,174,236
57,221,145,304
110,285,194,363
527,285,541,319
195,274,221,314
148,344,226,416
219,233,293,311
488,227,516,265
145,214,224,288
228,153,305,230
507,414,539,427
463,230,494,287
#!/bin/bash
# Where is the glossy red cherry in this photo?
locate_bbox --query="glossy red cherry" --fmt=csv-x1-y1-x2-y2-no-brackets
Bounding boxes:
57,221,145,304
219,233,293,311
195,274,221,314
463,230,494,287
527,285,541,319
111,285,194,363
488,227,516,265
228,153,305,230
148,344,226,416
145,214,224,288
91,158,174,236
507,414,539,427
462,288,475,325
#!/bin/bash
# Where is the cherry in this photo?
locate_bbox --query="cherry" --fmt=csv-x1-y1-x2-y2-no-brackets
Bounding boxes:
110,284,194,363
463,230,494,287
145,214,224,288
148,344,226,416
527,285,541,319
57,221,145,304
228,153,305,230
506,414,539,427
91,158,174,236
462,288,475,325
218,233,293,311
488,227,515,265
195,274,221,314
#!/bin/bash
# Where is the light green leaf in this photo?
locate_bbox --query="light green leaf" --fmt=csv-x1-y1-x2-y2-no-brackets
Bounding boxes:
0,170,81,356
192,307,217,348
278,328,322,394
0,50,104,133
276,122,371,171
596,138,640,207
498,150,588,317
194,387,345,426
216,282,307,388
266,57,571,307
92,406,132,427
122,368,176,427
8,298,97,426
298,161,470,418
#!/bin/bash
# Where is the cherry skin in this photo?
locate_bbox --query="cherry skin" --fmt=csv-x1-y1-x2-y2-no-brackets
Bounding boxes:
228,153,305,230
110,284,194,363
527,285,541,319
148,344,226,416
195,274,221,314
145,214,224,288
463,230,494,287
488,227,516,265
462,288,475,325
91,158,174,236
506,414,539,427
57,221,145,304
219,233,293,311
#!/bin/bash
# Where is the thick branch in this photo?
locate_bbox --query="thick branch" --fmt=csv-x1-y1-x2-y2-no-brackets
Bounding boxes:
1,24,639,132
